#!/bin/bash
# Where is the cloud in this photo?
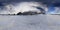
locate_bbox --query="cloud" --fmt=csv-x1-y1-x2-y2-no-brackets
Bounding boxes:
0,2,46,14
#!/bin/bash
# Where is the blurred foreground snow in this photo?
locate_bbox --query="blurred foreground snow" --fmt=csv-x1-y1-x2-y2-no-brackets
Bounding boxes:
0,15,60,30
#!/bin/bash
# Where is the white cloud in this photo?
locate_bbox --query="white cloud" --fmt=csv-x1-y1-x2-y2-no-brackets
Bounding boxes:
0,2,47,14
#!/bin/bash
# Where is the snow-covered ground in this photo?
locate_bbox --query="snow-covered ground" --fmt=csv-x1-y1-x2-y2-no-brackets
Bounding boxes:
0,15,60,30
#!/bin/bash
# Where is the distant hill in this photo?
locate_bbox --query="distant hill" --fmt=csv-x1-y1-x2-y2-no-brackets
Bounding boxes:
17,11,45,15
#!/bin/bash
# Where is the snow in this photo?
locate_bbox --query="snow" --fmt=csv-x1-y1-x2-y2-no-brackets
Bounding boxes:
0,15,60,30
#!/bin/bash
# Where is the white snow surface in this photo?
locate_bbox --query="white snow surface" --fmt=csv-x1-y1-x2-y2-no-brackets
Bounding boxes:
0,15,60,30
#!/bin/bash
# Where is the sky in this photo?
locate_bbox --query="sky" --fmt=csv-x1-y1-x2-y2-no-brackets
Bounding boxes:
0,0,60,14
0,0,60,4
0,1,47,14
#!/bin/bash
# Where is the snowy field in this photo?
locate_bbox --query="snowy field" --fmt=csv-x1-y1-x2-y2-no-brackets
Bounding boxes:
0,14,60,30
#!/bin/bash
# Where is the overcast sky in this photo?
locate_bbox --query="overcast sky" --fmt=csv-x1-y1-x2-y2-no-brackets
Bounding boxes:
0,0,60,4
0,0,60,14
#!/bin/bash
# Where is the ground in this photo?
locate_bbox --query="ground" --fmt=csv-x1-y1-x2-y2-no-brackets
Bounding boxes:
0,15,60,30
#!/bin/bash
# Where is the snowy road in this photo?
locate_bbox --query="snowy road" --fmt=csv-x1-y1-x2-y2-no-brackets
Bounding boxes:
0,15,60,30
